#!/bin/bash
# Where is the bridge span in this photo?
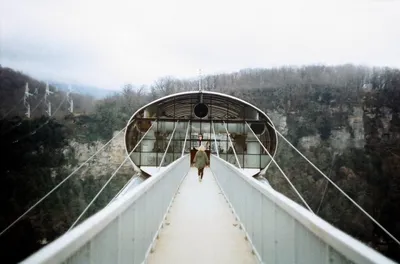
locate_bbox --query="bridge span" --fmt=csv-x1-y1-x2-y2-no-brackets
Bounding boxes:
21,155,395,264
2,91,397,263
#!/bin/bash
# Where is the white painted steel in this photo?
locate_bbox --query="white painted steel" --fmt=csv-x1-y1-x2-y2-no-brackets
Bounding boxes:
269,123,400,247
132,152,270,169
124,91,279,169
158,121,178,170
20,155,190,264
124,91,276,138
211,120,219,157
156,121,266,135
245,121,313,213
210,155,397,264
20,154,395,264
181,121,191,157
69,122,157,231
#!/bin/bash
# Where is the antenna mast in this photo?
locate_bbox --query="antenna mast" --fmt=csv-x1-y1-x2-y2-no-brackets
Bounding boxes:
198,69,202,91
44,83,53,116
23,82,33,118
67,85,74,113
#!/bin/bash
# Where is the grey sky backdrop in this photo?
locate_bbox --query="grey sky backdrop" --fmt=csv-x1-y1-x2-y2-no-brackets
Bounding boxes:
0,0,399,90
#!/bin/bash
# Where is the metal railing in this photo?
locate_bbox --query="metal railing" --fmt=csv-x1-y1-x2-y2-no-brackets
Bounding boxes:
21,155,190,264
210,155,397,264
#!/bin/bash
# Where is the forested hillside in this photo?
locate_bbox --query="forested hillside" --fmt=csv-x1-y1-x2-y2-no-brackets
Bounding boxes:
1,64,400,262
0,66,140,263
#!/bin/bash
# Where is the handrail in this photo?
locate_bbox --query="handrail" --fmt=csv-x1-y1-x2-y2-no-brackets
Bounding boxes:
69,122,157,231
245,121,313,212
21,155,190,264
181,121,191,157
211,155,397,264
211,120,219,157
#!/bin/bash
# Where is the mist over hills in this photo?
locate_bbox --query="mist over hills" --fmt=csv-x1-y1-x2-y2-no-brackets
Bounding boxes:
48,81,116,99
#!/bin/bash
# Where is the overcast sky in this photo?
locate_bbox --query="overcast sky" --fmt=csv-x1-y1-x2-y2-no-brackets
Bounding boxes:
1,0,399,90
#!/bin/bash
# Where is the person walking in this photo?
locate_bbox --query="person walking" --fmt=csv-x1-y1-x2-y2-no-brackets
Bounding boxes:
193,145,209,182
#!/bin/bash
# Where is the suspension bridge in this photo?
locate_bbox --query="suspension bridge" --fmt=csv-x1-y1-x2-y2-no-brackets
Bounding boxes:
2,91,398,263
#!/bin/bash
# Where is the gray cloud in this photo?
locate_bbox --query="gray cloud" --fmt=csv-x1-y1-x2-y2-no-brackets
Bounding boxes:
1,0,399,90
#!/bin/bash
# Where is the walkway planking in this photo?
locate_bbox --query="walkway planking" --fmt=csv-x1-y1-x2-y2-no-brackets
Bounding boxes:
147,167,257,264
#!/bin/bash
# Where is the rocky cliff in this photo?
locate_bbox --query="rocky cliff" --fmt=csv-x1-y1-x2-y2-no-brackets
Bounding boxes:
63,130,134,178
260,85,400,258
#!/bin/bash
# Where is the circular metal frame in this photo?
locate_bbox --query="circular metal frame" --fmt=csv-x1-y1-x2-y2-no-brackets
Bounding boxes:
124,91,279,173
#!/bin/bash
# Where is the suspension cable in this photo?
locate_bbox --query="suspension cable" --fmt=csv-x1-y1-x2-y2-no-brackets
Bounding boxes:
158,121,178,170
113,121,185,205
68,122,156,231
181,121,191,157
266,123,400,245
108,124,142,205
316,179,329,214
1,98,44,136
107,174,137,205
245,122,313,212
31,98,44,113
1,98,24,119
316,154,336,214
223,121,241,169
0,117,140,237
211,120,219,157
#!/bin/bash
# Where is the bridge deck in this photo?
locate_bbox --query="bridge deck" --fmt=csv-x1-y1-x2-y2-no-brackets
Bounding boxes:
148,167,257,264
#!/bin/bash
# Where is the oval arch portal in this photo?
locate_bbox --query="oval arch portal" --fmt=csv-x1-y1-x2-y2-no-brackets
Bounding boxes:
124,91,278,176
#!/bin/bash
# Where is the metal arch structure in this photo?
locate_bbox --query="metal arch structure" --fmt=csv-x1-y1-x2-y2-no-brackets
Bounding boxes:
124,91,278,176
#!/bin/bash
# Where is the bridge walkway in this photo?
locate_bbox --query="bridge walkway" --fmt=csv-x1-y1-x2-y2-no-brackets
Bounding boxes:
148,167,257,264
